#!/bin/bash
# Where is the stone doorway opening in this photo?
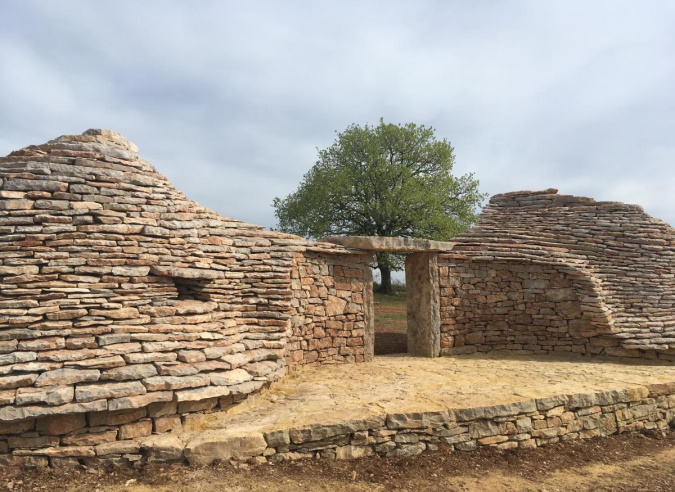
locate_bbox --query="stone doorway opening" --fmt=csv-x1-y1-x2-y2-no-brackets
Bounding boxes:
373,265,408,355
323,236,455,358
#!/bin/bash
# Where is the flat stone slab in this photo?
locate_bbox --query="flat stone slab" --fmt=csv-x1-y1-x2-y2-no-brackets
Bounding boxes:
321,236,456,252
171,354,675,463
149,266,224,280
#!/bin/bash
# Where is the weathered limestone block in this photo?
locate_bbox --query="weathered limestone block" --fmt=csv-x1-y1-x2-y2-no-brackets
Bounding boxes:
88,407,147,427
322,236,456,253
175,385,231,402
15,385,74,406
141,434,185,462
95,440,141,456
35,368,100,387
0,390,15,405
149,266,224,280
387,442,426,457
75,381,146,403
36,414,87,436
8,435,60,449
17,337,66,351
143,375,210,391
386,410,451,430
290,417,385,444
177,350,206,363
111,266,151,276
184,430,267,465
29,446,96,458
89,307,140,319
0,352,37,365
244,360,284,377
97,334,131,346
107,391,173,411
0,399,107,421
0,374,38,390
154,415,182,434
229,380,266,396
336,445,373,460
220,353,251,368
178,398,219,414
208,369,252,386
0,265,39,276
157,363,200,377
453,401,537,421
65,356,126,370
148,400,178,418
101,364,158,381
119,420,152,440
124,352,178,364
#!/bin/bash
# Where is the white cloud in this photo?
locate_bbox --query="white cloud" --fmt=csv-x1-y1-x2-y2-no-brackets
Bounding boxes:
0,0,673,229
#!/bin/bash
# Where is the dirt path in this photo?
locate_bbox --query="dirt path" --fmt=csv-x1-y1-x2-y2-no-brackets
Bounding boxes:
2,430,674,491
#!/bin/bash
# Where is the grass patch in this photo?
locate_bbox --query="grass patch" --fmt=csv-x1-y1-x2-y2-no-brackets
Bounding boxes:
374,292,406,305
374,292,407,354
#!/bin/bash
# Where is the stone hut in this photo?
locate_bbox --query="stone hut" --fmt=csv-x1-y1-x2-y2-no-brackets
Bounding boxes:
325,196,675,361
0,130,373,465
438,189,675,359
0,130,673,466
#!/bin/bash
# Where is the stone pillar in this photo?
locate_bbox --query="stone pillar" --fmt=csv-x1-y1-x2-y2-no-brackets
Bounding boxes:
405,253,441,357
363,266,375,361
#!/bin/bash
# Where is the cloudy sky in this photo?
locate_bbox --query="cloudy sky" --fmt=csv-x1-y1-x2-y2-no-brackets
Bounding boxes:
2,0,674,231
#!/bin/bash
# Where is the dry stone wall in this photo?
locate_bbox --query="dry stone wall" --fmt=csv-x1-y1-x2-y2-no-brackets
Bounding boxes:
287,252,374,369
0,130,372,465
251,383,675,464
440,189,675,359
439,257,614,355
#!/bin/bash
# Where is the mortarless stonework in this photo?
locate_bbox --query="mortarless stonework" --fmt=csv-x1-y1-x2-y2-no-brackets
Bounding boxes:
0,130,373,465
1,130,674,467
440,189,675,359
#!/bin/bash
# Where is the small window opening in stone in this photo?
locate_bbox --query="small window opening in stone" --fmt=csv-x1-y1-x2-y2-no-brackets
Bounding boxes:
172,277,212,301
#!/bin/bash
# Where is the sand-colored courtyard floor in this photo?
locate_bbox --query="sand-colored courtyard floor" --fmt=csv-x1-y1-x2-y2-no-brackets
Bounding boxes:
181,353,675,439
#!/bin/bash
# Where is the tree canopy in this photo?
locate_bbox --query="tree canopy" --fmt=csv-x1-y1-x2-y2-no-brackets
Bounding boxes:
273,119,486,293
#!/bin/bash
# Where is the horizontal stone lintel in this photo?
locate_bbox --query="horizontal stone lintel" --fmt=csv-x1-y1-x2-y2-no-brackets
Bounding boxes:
321,236,456,253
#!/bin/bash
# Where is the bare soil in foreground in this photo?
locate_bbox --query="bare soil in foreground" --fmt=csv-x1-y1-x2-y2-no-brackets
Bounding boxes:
1,430,674,491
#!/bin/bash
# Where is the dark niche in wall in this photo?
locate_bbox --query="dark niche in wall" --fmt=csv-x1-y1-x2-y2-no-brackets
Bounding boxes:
172,277,213,301
149,266,224,303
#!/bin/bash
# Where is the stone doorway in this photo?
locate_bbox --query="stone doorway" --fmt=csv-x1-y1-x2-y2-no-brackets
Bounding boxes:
323,236,455,358
372,266,408,356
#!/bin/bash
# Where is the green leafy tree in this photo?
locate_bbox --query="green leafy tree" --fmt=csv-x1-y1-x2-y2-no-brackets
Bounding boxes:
273,119,486,294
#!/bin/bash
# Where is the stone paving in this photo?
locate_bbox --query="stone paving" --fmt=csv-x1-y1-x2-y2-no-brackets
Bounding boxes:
172,353,675,464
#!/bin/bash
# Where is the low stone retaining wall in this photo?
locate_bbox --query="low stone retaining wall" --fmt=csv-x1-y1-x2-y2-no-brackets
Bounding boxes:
183,383,675,465
0,382,273,468
5,381,671,468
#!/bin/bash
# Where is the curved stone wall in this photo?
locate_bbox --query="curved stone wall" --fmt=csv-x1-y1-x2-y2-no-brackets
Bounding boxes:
441,189,675,358
0,130,372,465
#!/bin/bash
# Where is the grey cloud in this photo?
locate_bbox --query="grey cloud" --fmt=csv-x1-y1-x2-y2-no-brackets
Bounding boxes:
0,0,673,229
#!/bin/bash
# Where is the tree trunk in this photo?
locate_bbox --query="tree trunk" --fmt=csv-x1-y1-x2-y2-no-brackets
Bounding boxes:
378,266,392,295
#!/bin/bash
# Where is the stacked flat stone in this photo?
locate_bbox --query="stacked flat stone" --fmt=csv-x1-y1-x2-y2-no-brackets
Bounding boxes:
209,383,675,464
440,189,675,358
0,130,372,466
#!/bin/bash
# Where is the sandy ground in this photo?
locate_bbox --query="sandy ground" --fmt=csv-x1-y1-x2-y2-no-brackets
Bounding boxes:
179,352,675,440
